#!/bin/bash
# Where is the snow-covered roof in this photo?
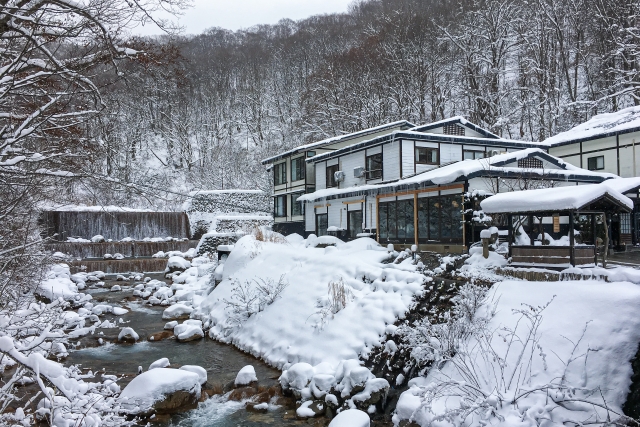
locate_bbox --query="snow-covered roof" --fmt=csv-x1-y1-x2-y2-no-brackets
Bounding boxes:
307,130,543,164
480,184,633,214
44,205,155,212
188,189,264,197
261,120,415,164
602,177,640,194
409,116,501,139
299,149,617,202
543,106,640,146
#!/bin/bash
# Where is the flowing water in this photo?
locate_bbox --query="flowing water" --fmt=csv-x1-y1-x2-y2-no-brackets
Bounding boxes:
64,276,314,426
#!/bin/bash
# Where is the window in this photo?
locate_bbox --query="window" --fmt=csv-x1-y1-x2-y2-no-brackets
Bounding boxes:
443,124,465,136
366,153,382,180
377,199,414,242
291,157,305,182
316,213,328,236
415,147,439,165
463,150,485,160
306,151,316,157
348,210,363,238
291,192,305,216
274,162,286,185
274,195,287,217
326,164,339,188
588,156,604,170
518,157,543,168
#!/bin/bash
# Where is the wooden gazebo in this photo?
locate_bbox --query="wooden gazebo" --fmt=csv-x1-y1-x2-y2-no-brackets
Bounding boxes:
480,185,633,267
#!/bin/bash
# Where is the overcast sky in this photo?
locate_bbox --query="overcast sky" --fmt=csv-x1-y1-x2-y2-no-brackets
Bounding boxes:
134,0,354,36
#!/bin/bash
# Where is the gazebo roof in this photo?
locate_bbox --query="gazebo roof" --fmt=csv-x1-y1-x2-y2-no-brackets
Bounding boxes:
480,184,633,215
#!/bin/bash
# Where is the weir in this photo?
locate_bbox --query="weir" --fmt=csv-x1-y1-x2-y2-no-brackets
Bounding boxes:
42,210,198,274
40,211,191,241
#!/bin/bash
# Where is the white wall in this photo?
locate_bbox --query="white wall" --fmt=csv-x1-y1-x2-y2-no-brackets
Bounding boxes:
401,140,414,177
316,161,326,190
340,151,366,188
440,143,462,164
383,140,400,181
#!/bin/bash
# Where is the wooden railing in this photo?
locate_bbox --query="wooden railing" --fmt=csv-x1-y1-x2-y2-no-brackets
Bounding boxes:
511,245,595,267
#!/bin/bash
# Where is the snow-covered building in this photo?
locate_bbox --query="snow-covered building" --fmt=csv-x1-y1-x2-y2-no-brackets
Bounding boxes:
544,106,640,178
261,121,416,235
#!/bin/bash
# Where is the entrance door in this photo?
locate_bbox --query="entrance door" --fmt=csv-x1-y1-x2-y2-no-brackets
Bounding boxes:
348,210,363,239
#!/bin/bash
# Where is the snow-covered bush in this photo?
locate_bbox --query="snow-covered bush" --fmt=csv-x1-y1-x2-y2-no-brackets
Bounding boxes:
398,283,492,370
223,275,289,325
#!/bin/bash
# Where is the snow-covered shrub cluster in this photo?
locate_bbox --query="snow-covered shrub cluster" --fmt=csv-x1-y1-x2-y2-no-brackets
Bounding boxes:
280,360,389,417
223,275,289,326
393,280,640,427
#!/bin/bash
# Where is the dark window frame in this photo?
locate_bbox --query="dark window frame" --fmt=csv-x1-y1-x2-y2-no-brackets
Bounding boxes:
274,195,287,217
291,192,305,217
587,155,604,171
415,147,439,165
347,209,363,239
290,156,305,182
274,162,287,186
316,213,328,236
365,153,383,180
463,150,485,160
326,164,339,188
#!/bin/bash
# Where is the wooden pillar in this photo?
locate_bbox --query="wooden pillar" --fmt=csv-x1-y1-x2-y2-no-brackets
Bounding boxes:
508,214,513,258
375,195,380,243
528,214,534,245
413,193,418,248
569,213,575,266
592,213,597,265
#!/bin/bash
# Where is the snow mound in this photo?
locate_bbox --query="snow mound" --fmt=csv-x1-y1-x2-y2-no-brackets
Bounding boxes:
119,368,201,414
149,358,170,370
162,304,193,320
393,280,640,427
180,365,207,384
173,323,204,341
118,327,139,342
197,234,425,368
329,409,370,427
234,365,257,386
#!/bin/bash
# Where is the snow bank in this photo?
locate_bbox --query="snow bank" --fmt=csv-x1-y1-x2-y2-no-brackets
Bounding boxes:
394,280,640,426
119,368,201,414
37,264,80,302
197,235,426,368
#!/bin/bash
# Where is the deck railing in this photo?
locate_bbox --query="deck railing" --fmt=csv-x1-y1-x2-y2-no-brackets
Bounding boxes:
511,245,595,267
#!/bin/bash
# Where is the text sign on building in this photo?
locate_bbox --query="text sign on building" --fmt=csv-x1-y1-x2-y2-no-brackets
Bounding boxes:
553,214,560,233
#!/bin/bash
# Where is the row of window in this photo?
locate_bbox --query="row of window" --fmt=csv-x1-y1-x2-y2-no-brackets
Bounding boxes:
274,156,308,186
378,195,463,243
322,148,492,189
274,193,305,217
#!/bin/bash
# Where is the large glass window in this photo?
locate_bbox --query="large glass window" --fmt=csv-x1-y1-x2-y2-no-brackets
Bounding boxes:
326,164,339,188
274,162,286,185
291,192,304,216
416,147,439,165
291,157,305,182
348,210,363,238
428,198,440,241
418,199,429,239
274,195,287,217
316,213,328,236
366,153,382,180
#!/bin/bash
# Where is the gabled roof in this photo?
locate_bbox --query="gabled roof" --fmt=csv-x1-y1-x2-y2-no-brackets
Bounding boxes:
261,120,416,165
307,130,544,164
602,177,640,195
408,116,501,139
480,183,633,214
298,148,617,202
543,106,640,146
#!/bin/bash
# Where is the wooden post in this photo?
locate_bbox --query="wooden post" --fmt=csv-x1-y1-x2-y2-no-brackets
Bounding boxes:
592,213,597,265
528,214,534,246
569,213,575,266
375,195,380,244
508,214,513,258
413,193,418,249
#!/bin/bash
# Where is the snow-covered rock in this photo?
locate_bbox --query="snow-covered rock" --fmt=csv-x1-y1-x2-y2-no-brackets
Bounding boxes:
91,235,105,243
118,327,139,343
329,409,369,426
119,368,201,415
162,304,193,320
173,323,204,342
180,365,207,384
234,365,257,386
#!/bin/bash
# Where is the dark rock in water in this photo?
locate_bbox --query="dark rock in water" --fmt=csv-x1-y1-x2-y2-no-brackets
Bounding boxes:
153,390,199,415
295,400,326,418
228,386,259,401
148,331,174,342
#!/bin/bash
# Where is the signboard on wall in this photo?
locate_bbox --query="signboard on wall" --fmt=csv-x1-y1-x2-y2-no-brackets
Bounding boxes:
553,214,560,233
